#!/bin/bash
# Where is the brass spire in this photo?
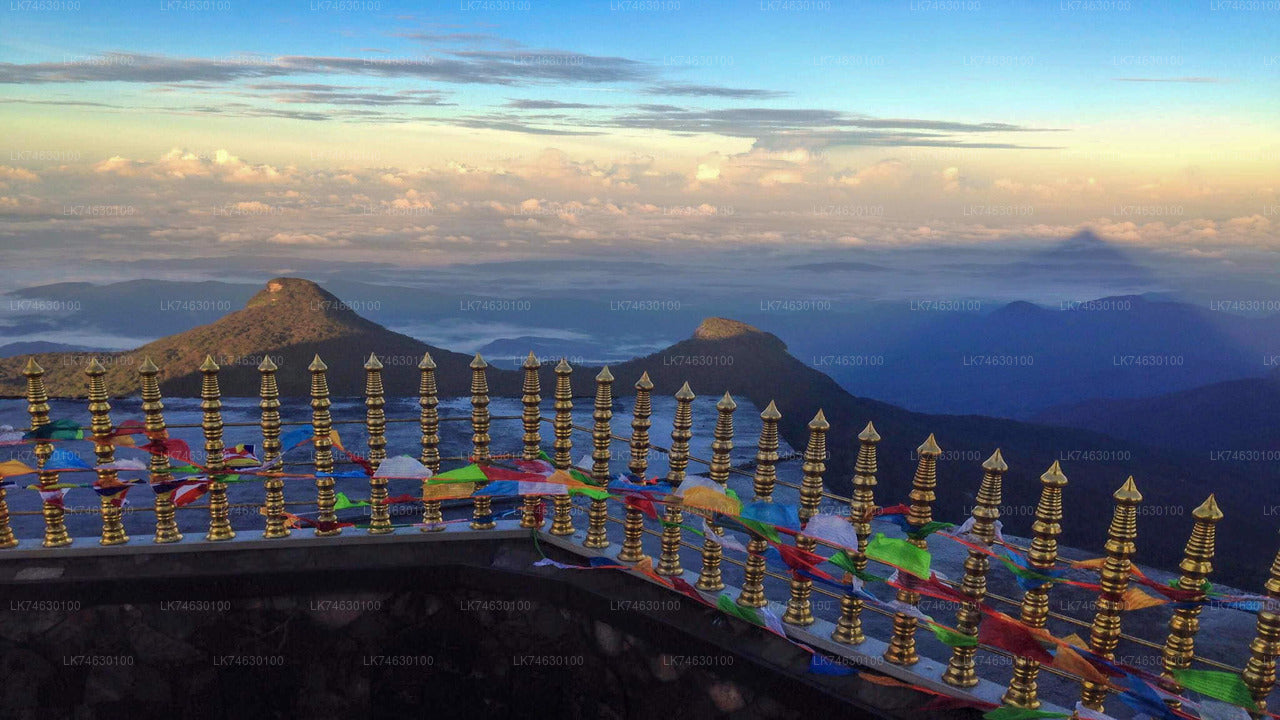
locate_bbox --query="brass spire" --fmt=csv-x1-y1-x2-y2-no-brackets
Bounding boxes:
618,372,653,563
310,354,339,536
140,357,181,544
797,410,829,522
365,353,391,535
942,448,1006,687
201,355,234,541
1080,476,1143,712
469,353,495,530
1241,544,1280,717
259,355,288,539
584,366,614,548
1161,494,1224,707
834,420,882,646
657,382,695,577
549,358,575,536
1003,460,1069,708
739,400,781,608
418,352,443,531
696,391,736,592
87,357,127,546
885,433,943,665
24,358,68,547
519,351,543,529
785,410,829,626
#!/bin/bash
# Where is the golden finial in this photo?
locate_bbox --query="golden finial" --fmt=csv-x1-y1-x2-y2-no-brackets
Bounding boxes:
201,355,234,541
785,410,828,626
884,432,943,665
1161,493,1224,707
657,381,695,577
86,357,127,546
469,352,494,530
364,353,391,535
549,358,574,536
259,355,287,539
942,450,1006,687
310,353,339,536
1003,460,1069,708
519,351,543,530
834,419,882,646
418,352,443,532
140,358,181,544
584,365,614,548
619,371,653,563
739,399,780,608
797,410,829,522
1080,476,1144,712
1241,544,1280,717
24,357,68,547
696,390,736,592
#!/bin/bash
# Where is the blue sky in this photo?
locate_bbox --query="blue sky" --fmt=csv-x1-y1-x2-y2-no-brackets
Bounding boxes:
0,0,1276,274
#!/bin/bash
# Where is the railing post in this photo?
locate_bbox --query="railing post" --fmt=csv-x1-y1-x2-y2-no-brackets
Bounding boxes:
469,353,495,530
1003,460,1068,708
549,358,575,536
310,354,339,536
418,353,443,532
833,421,880,645
259,356,288,539
618,371,652,563
365,353,391,535
942,449,1006,687
86,358,127,546
1161,494,1223,709
520,352,543,529
24,358,69,547
139,358,181,544
884,433,941,664
1242,547,1280,718
201,355,234,542
1079,476,1142,712
584,366,613,549
656,382,694,577
785,410,828,626
738,400,779,607
696,392,735,592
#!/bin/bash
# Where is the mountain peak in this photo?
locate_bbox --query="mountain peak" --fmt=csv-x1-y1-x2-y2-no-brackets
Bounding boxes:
694,317,763,341
246,277,338,310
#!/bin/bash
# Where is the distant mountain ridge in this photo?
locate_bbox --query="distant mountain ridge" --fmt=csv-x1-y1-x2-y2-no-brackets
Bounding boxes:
0,278,1271,586
1033,368,1280,457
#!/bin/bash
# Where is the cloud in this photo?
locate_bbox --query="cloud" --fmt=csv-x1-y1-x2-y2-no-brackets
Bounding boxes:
0,166,40,183
644,83,788,99
504,99,603,109
0,50,651,86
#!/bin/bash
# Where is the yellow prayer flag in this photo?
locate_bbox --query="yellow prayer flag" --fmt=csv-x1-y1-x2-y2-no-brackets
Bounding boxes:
423,481,475,500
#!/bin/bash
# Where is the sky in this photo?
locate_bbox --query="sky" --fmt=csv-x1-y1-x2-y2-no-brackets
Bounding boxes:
0,0,1277,279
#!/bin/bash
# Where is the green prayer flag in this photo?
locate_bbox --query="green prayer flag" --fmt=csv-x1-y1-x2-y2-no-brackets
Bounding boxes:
569,486,610,500
908,520,954,539
828,550,857,574
865,533,931,579
929,623,977,648
334,492,369,511
716,594,762,626
435,464,488,482
537,449,551,461
982,708,1069,720
738,517,781,544
569,468,596,485
1170,668,1258,710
